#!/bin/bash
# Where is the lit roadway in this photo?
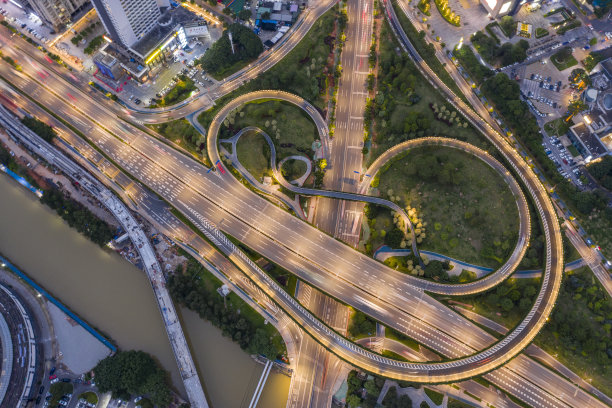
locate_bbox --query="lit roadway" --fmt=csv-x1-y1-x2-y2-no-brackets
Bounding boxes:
1,45,609,408
212,99,532,297
315,0,373,243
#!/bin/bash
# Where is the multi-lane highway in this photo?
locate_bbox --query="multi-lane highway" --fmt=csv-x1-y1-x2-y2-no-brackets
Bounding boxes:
1,43,608,408
0,7,609,407
0,37,565,383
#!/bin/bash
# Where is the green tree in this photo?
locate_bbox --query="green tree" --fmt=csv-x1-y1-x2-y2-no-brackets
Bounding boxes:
93,351,172,407
199,24,263,76
346,394,362,408
500,297,514,312
238,9,252,20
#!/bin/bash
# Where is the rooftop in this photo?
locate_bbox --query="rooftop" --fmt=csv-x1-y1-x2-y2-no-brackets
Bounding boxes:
130,6,201,58
571,122,608,157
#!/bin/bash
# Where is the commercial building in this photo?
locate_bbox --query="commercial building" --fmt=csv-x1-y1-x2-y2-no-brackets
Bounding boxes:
22,0,90,31
568,57,612,159
93,5,209,82
91,0,168,48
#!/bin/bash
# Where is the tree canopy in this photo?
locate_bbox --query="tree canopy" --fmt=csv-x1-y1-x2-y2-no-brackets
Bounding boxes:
199,23,263,76
93,351,172,407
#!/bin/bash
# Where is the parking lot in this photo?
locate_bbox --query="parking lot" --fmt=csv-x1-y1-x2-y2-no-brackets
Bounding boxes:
511,60,576,119
542,134,585,186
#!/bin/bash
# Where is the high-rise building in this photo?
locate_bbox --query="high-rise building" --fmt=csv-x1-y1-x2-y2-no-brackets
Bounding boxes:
24,0,90,31
91,0,169,47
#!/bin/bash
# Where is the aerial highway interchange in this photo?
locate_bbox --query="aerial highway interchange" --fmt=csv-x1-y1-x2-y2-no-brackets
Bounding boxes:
0,0,610,406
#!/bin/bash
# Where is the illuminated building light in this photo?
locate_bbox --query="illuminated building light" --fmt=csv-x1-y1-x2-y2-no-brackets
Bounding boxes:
499,1,512,14
584,115,591,124
484,0,497,10
103,35,113,43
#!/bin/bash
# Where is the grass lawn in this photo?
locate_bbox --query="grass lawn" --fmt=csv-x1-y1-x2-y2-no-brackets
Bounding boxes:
220,100,319,162
235,129,271,181
148,119,208,163
550,47,578,71
382,349,409,361
567,144,580,157
535,27,549,38
78,392,98,404
424,388,444,405
136,398,154,408
374,146,519,267
280,158,308,183
544,117,573,137
149,76,197,107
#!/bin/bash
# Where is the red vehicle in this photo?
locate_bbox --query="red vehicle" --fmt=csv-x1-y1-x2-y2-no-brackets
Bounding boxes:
215,159,226,175
49,375,57,380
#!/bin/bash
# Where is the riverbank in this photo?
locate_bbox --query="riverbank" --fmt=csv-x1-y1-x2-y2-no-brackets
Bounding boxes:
0,164,289,407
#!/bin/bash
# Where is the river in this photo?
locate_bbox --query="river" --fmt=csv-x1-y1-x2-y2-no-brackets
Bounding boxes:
0,173,289,408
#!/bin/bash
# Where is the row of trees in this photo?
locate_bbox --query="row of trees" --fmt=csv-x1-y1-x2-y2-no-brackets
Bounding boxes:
167,258,283,359
93,351,172,406
481,73,612,221
453,45,493,84
40,189,116,247
21,116,56,143
471,31,529,67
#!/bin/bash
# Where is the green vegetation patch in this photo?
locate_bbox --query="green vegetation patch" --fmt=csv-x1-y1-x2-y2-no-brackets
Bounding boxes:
453,45,493,84
84,35,104,55
535,27,549,38
544,117,572,137
93,350,171,406
235,129,271,181
582,51,604,72
78,392,98,405
149,119,208,163
150,76,197,107
470,31,529,67
374,146,519,267
168,256,286,359
348,309,377,338
383,386,414,407
199,23,263,79
588,156,612,191
21,116,56,142
424,387,444,405
550,47,578,71
368,21,485,161
49,382,73,406
40,189,116,247
346,370,386,408
220,100,318,161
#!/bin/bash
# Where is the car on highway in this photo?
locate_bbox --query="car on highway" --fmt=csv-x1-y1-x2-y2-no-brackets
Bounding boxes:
39,386,44,394
48,375,57,380
49,367,56,375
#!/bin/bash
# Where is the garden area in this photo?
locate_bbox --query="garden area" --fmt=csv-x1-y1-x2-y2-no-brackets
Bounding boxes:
550,47,578,71
168,255,286,360
368,146,519,268
77,392,98,405
367,22,487,162
470,31,529,67
220,100,319,162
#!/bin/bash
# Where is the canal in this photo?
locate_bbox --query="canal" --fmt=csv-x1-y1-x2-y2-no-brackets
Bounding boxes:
0,174,289,407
